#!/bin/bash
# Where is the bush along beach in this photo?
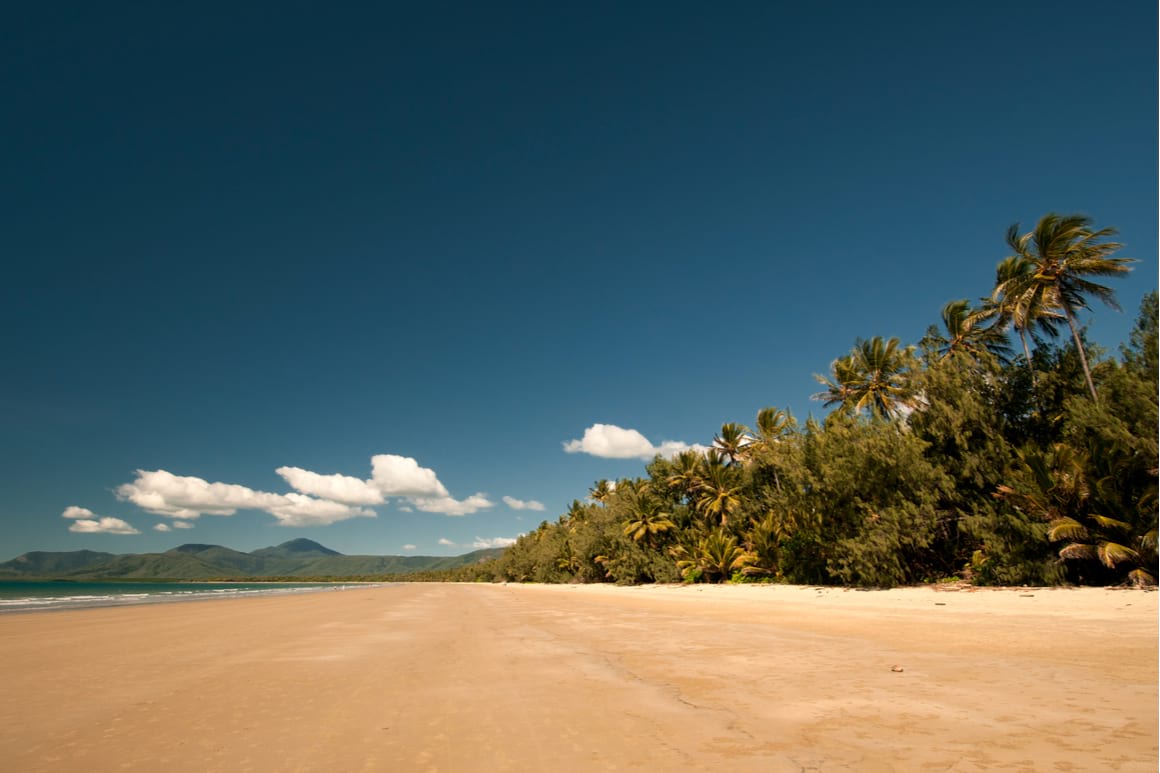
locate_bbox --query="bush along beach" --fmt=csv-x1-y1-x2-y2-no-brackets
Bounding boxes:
463,214,1157,588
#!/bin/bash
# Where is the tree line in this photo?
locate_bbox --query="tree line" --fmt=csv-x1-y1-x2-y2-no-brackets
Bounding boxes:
444,214,1158,587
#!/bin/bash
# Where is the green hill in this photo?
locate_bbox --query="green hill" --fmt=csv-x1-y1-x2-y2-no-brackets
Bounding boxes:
0,549,118,577
0,540,505,580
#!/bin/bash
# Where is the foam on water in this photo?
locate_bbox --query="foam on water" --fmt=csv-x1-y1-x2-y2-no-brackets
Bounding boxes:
0,581,381,613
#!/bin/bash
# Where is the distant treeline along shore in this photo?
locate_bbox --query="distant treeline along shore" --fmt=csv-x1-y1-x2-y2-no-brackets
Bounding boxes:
0,538,503,582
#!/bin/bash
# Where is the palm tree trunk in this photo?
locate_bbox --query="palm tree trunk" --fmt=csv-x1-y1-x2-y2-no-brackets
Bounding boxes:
1017,328,1037,389
1065,308,1099,401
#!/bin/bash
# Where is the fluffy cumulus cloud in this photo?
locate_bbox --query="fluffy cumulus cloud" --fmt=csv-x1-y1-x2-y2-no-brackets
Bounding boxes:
502,496,545,511
103,453,501,529
370,455,449,497
410,493,493,516
563,423,707,460
438,538,455,546
117,470,282,519
402,544,416,551
116,470,374,527
62,506,139,535
276,467,384,505
265,493,377,528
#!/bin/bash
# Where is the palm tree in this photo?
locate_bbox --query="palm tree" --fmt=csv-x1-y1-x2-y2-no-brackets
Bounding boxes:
996,444,1156,585
752,407,795,491
754,407,794,444
665,450,704,502
694,459,744,526
713,422,752,465
988,256,1065,372
673,530,754,583
931,299,1013,364
563,499,590,531
621,488,676,548
1000,214,1135,400
589,479,614,504
813,336,915,419
813,353,859,412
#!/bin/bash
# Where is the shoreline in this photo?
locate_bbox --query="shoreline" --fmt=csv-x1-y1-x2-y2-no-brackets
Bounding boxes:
1,583,1155,770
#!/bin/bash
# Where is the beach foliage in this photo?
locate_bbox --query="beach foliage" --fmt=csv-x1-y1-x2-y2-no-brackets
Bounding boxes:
442,215,1156,589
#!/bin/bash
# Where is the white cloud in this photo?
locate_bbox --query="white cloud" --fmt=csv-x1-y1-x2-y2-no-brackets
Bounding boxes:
563,423,707,460
438,538,456,547
106,453,493,531
370,454,449,497
117,470,281,519
276,466,384,505
69,517,140,535
154,523,171,532
502,496,545,511
472,536,518,549
62,506,139,534
265,493,376,528
116,470,374,527
410,493,493,516
402,544,416,551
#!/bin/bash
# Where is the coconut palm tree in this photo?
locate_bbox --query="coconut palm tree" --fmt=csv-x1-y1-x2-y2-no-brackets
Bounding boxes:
988,256,1065,375
754,407,794,444
813,337,915,419
694,459,745,526
713,422,752,465
931,299,1013,364
589,479,614,504
665,450,704,502
813,353,859,413
1000,214,1135,400
996,443,1156,585
621,489,676,548
751,407,796,491
673,529,754,583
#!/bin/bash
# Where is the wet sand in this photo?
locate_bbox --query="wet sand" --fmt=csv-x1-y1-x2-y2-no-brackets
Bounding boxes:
0,583,1155,771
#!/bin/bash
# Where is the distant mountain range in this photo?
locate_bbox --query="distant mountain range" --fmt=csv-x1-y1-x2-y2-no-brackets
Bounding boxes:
0,538,504,580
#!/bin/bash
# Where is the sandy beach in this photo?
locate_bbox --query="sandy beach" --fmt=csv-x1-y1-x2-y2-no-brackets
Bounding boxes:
0,583,1155,772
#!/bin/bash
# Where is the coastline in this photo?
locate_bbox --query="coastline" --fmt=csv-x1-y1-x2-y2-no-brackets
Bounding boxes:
1,583,1155,771
0,578,385,614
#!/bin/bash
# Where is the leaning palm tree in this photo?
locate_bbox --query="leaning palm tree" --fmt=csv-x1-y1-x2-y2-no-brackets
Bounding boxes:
989,256,1065,372
1000,214,1135,400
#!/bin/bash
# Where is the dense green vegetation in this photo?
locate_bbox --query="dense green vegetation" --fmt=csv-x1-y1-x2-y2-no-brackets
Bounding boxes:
457,214,1157,588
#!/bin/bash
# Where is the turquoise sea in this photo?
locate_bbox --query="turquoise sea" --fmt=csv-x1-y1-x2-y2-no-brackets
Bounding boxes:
0,580,378,613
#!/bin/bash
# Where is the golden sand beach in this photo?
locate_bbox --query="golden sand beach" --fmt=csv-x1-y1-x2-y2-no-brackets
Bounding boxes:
0,583,1155,771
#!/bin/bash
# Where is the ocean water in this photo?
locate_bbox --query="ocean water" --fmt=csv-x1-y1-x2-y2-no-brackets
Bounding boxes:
0,580,379,613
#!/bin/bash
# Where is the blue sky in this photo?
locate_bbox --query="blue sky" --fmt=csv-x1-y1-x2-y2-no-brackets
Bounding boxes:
2,2,1156,557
